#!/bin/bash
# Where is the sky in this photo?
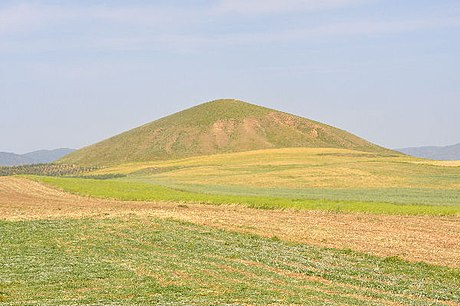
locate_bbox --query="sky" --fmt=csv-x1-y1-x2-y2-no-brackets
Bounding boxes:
1,0,459,153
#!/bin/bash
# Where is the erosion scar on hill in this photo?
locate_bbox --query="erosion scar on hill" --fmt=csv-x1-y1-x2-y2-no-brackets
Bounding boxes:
1,176,459,268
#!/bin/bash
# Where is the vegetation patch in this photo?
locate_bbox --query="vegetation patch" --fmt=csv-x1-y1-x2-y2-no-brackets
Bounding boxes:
1,217,459,305
145,181,460,206
34,176,460,216
0,164,99,177
3,176,459,267
72,173,127,180
87,148,460,191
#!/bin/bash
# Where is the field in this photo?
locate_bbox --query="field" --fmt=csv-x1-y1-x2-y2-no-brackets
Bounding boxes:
1,177,460,305
3,217,460,305
1,147,460,304
86,147,460,189
39,148,460,214
34,176,460,215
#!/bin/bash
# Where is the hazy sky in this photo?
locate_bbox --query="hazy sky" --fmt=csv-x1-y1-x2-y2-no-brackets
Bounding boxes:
1,0,459,153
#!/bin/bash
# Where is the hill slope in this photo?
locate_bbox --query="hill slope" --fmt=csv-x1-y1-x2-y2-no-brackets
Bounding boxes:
397,143,460,160
0,148,75,166
59,99,395,166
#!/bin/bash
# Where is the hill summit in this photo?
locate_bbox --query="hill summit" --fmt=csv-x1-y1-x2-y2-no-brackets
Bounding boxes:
59,99,393,166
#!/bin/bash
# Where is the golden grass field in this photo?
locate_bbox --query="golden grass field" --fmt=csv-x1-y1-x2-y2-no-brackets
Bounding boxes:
88,148,460,189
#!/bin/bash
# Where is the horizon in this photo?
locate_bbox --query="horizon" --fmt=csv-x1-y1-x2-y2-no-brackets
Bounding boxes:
1,1,459,153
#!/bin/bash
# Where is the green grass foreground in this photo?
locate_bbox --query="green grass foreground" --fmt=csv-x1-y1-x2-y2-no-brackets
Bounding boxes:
1,217,459,305
35,176,460,216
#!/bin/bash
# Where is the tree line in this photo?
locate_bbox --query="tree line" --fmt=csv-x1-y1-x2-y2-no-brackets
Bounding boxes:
0,164,100,177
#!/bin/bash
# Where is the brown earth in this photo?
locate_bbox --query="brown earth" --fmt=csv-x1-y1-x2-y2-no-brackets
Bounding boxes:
1,176,459,268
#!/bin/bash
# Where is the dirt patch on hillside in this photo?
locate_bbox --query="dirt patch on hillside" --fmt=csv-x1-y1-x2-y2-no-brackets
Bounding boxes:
211,119,237,148
267,112,300,127
1,176,459,268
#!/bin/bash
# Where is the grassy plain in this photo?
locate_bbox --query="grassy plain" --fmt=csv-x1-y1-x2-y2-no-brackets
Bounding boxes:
2,217,460,305
3,147,460,304
35,176,460,216
87,148,460,189
2,177,459,268
38,148,460,215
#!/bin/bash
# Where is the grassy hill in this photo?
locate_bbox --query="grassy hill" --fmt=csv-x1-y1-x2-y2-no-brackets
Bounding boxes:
59,99,395,166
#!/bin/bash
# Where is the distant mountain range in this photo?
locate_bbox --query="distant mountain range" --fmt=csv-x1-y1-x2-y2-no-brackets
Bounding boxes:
397,143,460,160
0,148,75,166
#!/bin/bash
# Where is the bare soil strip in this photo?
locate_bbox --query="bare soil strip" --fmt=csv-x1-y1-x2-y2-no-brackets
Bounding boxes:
1,176,459,268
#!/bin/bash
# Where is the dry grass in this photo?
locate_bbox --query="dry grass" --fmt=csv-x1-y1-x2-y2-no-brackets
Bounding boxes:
88,148,460,189
1,176,459,268
411,160,460,167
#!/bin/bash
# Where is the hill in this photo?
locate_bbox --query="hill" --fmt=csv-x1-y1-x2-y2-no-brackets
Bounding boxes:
0,152,33,166
397,143,460,160
59,99,396,166
0,148,75,166
22,148,76,164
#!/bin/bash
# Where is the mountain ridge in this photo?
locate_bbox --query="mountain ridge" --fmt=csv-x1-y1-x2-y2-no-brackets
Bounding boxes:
397,143,460,160
59,99,397,166
0,148,75,166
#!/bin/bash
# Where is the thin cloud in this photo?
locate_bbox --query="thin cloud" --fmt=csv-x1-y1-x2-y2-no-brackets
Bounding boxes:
317,18,460,36
201,17,460,46
0,4,50,33
213,0,369,15
0,3,190,34
0,1,370,35
0,2,459,54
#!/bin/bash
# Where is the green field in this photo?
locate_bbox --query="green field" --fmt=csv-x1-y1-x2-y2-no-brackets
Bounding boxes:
34,176,460,216
131,180,460,206
1,217,459,305
34,147,460,216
